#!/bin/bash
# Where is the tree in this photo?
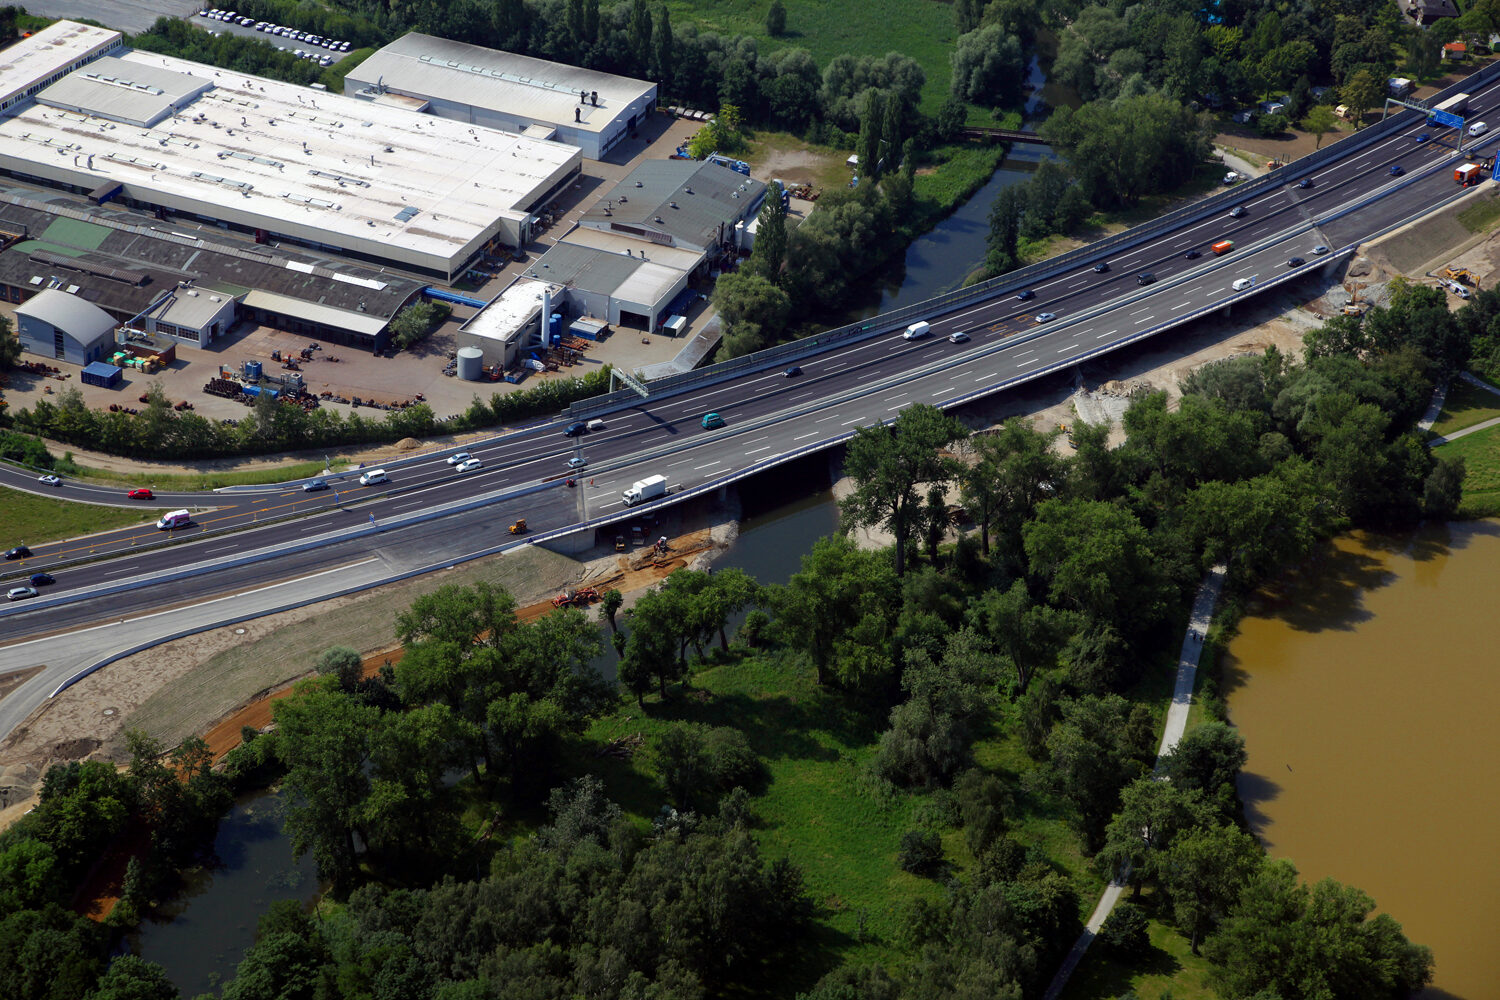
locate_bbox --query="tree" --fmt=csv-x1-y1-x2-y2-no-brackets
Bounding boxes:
857,89,883,179
315,645,363,691
629,0,651,75
840,403,968,576
539,774,621,854
950,25,1025,106
1159,722,1247,799
897,829,943,875
747,185,789,286
599,588,624,633
651,5,673,86
765,0,786,36
1042,694,1154,851
1039,92,1213,207
1205,859,1434,997
714,271,791,359
1341,68,1384,127
967,580,1062,692
1160,823,1263,954
1098,902,1150,958
1301,104,1337,149
1095,778,1214,891
771,534,900,687
955,769,1007,857
1022,498,1167,630
84,955,179,1000
388,300,440,351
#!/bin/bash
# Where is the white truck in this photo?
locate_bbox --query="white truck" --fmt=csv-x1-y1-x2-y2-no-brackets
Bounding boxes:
622,475,667,507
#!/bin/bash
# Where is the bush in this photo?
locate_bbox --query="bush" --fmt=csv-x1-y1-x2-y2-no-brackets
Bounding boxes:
702,726,763,791
389,300,445,350
897,829,944,875
1098,902,1151,958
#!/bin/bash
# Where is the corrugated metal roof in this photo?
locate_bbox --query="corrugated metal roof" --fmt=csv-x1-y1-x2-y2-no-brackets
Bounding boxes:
16,287,116,344
582,160,765,251
242,288,388,336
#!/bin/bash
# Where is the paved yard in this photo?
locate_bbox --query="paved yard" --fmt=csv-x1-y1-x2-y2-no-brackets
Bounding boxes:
21,0,202,34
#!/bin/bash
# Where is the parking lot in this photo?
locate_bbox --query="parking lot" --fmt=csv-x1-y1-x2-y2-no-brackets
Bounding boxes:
19,0,202,34
191,8,352,67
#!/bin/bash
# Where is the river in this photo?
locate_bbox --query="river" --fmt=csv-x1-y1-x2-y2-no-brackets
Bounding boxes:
1224,521,1500,1000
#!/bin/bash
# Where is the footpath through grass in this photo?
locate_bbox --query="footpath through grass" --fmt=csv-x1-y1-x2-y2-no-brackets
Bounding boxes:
0,484,156,546
1428,376,1500,437
660,0,956,113
1438,422,1500,517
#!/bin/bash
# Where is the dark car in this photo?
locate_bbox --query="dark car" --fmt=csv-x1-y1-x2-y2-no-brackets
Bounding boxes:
1297,177,1313,189
302,479,329,492
1184,249,1202,259
1136,272,1155,286
1416,132,1431,144
1093,262,1110,273
5,545,31,561
784,365,802,377
29,572,53,586
1287,256,1306,268
563,421,588,437
1389,164,1404,176
1230,205,1247,218
1016,289,1036,301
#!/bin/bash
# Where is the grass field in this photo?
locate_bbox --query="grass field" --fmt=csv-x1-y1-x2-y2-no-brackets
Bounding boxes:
69,459,335,492
662,0,957,113
1429,376,1500,437
0,484,156,546
1458,192,1500,234
1059,894,1217,1000
1437,422,1500,517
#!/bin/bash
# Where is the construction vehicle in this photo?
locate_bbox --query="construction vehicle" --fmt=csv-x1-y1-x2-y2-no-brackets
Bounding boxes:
508,518,527,535
1455,163,1484,187
615,535,626,551
551,586,600,608
1444,267,1480,286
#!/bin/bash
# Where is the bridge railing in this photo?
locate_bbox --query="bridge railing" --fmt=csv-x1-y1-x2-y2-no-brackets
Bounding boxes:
566,65,1500,421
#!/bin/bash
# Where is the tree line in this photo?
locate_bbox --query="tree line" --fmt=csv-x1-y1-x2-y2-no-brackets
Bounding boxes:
0,367,611,460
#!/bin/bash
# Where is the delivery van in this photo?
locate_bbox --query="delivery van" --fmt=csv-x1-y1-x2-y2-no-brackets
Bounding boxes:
1212,240,1234,255
359,468,388,486
1231,277,1255,291
902,321,932,340
157,509,191,530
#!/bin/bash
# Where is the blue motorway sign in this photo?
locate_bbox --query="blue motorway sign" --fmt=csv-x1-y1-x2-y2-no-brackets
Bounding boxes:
1493,157,1500,182
1430,109,1464,129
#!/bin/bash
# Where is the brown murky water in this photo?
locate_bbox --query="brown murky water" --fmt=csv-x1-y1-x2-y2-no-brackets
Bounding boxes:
1224,521,1500,1000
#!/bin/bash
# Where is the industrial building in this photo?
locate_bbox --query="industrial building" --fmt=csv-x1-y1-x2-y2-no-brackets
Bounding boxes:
14,287,116,365
506,159,765,333
345,33,657,160
0,22,584,281
0,193,426,354
456,280,563,370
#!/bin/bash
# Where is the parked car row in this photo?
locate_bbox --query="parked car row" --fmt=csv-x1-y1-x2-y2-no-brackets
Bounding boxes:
198,9,351,57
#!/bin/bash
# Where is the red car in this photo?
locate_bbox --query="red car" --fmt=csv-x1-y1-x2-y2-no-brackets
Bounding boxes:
127,488,154,500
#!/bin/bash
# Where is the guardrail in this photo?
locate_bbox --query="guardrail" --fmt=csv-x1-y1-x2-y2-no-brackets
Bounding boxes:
567,66,1500,421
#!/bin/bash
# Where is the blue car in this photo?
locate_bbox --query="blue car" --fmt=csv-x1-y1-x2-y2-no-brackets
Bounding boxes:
1390,164,1405,176
1416,133,1431,144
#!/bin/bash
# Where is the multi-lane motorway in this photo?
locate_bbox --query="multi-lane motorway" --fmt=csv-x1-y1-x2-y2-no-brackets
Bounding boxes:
2,79,1498,657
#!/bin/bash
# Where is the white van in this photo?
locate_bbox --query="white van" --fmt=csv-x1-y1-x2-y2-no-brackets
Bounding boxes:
1232,277,1256,291
902,320,932,340
1469,121,1489,137
359,468,388,486
586,418,607,432
157,509,191,530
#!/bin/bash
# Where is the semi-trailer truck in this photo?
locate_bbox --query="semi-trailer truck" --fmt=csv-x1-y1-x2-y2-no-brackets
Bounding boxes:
622,475,668,507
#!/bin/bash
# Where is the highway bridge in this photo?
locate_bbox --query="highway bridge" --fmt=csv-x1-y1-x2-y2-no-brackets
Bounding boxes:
4,62,1500,733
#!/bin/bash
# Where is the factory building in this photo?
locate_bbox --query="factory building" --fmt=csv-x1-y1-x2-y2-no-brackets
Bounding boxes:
14,287,116,365
0,22,584,282
0,194,425,354
345,33,657,160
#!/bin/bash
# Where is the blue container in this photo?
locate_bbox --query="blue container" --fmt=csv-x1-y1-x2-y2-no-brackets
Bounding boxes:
549,313,562,340
245,360,263,380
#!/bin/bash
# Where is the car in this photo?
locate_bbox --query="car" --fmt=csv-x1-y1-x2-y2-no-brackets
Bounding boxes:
127,488,154,500
446,451,474,464
1035,312,1057,323
701,412,726,429
6,586,37,602
1468,121,1489,137
1093,261,1110,273
1230,205,1247,218
784,365,802,377
302,479,329,492
456,458,484,473
1416,132,1431,144
564,421,588,437
198,8,210,14
1389,164,1404,176
567,456,589,469
1136,272,1155,286
1016,289,1036,301
5,545,31,561
29,572,53,586
948,331,970,343
37,474,60,486
1184,249,1202,259
1287,256,1306,268
1297,177,1313,189
1312,245,1329,255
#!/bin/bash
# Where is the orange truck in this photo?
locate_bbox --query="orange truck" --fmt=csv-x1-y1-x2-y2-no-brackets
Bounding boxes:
1212,239,1235,255
1456,163,1484,186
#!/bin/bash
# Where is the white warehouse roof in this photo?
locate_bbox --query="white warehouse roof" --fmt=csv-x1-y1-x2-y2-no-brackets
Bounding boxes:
0,32,582,280
17,287,116,346
0,20,122,110
348,33,654,142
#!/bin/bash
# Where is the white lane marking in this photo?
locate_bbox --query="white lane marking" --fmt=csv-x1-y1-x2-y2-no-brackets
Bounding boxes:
824,362,848,371
1015,357,1041,368
794,431,819,440
842,416,866,426
1130,305,1152,315
815,414,841,423
786,391,816,401
1058,343,1079,353
888,401,912,412
3,560,382,650
204,545,236,554
299,522,324,532
744,446,770,455
931,385,958,397
1172,300,1192,311
392,501,426,511
693,460,721,470
1097,331,1116,339
1137,314,1154,323
1016,349,1035,357
1209,286,1225,295
948,369,972,380
667,458,693,467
